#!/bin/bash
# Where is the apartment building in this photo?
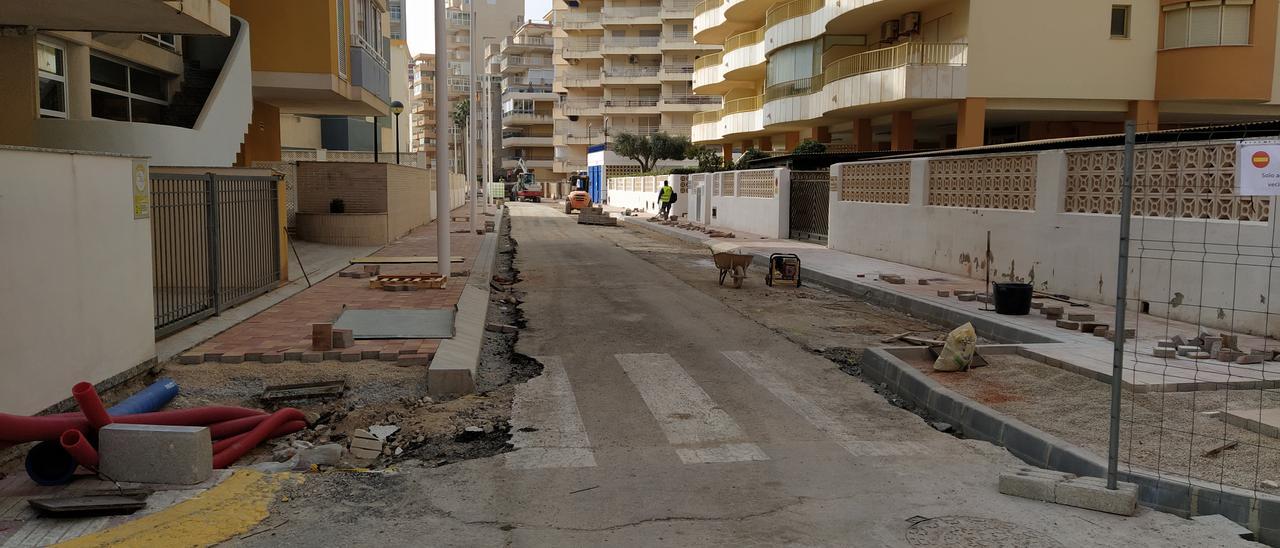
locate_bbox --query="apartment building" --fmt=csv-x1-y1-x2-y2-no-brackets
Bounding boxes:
488,22,559,183
410,53,439,160
690,0,1280,154
0,1,249,166
446,0,526,172
552,0,722,175
390,0,407,40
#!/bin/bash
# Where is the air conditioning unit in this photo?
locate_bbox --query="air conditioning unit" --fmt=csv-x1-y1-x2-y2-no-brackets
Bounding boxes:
880,19,900,42
900,12,921,35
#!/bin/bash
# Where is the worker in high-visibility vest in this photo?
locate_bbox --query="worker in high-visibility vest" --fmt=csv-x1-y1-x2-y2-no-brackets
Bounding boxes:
657,180,678,220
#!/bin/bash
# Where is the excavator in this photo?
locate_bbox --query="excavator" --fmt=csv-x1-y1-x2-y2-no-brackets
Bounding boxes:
509,158,543,203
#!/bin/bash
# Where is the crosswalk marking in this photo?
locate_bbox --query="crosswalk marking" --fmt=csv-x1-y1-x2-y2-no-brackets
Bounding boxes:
722,351,930,458
506,356,597,470
616,353,768,464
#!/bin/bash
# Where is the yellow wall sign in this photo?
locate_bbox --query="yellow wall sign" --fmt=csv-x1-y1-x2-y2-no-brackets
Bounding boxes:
132,160,150,219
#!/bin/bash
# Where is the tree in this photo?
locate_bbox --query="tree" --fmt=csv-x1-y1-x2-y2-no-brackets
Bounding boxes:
451,98,469,130
735,148,767,170
792,139,826,154
612,132,692,172
686,145,724,173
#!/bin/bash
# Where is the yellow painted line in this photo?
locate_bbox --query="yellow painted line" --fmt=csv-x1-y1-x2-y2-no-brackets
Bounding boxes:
55,470,299,548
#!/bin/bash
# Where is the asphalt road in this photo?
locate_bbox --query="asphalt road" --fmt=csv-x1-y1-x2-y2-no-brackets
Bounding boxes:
238,203,1254,547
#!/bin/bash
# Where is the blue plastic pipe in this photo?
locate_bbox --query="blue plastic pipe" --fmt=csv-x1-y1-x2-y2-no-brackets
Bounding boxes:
25,378,179,485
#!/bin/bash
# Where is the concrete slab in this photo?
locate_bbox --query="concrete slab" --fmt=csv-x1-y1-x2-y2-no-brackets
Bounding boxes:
1213,408,1280,439
1055,476,1139,516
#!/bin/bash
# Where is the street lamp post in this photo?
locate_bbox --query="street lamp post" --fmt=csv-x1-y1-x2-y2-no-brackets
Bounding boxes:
391,100,404,164
433,0,450,278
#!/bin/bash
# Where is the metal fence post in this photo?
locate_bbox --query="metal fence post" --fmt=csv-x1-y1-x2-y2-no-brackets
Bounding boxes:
1107,120,1136,490
205,173,223,315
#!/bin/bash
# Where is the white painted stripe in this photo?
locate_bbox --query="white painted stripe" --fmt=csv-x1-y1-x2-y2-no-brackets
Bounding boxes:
506,356,597,469
723,351,931,458
616,353,768,464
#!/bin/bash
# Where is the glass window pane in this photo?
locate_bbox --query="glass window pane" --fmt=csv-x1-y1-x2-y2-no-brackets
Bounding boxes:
37,43,63,76
39,78,65,114
130,67,168,101
1164,8,1188,48
1221,4,1251,45
91,89,129,120
90,56,128,90
1111,6,1129,37
1188,5,1221,46
130,99,167,123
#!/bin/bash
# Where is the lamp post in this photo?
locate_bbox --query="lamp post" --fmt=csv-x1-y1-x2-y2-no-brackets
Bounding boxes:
391,100,404,165
433,0,450,278
373,116,380,163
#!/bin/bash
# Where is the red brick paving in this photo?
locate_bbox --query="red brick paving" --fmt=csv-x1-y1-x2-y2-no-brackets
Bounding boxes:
181,207,489,364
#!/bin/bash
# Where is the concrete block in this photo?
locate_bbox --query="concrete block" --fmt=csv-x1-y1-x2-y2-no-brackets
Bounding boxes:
301,352,323,363
340,351,361,363
998,467,1076,503
362,265,380,276
1045,311,1063,320
1156,339,1178,348
1093,326,1108,337
1079,322,1107,334
953,290,974,296
1217,349,1244,362
1238,354,1264,365
178,354,203,365
284,351,303,361
379,351,399,361
219,354,244,364
936,290,951,297
261,353,284,364
331,329,354,349
361,350,382,360
1171,334,1186,347
1054,476,1138,516
1030,301,1044,309
917,279,929,285
397,354,431,366
1041,306,1064,315
1177,345,1200,356
1056,320,1080,330
99,424,212,485
1066,312,1095,322
976,294,993,304
312,323,334,351
1153,347,1176,358
1220,334,1239,350
322,351,341,360
957,293,976,302
244,352,263,362
1188,351,1212,359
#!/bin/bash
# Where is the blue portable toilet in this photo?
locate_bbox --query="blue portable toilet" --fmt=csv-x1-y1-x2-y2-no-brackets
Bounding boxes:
587,143,607,204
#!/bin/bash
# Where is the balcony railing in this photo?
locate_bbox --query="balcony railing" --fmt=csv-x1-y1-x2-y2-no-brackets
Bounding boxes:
605,36,661,48
764,0,822,29
693,52,722,70
560,70,603,85
662,94,722,105
604,66,661,78
560,98,604,111
504,55,551,68
446,12,471,28
604,6,662,19
724,27,763,53
693,110,722,124
559,11,602,28
824,42,968,85
505,82,554,93
604,96,660,108
663,64,695,74
562,38,602,52
504,35,552,48
666,32,694,43
663,0,698,13
503,111,554,122
723,94,761,115
350,44,391,103
764,74,824,102
693,0,724,18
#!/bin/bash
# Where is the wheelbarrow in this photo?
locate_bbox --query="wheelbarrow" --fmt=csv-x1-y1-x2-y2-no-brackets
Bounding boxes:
713,252,753,288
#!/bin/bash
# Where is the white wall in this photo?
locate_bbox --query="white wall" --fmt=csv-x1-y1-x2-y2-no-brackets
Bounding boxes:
607,174,688,218
709,168,789,238
33,16,253,167
0,147,156,415
828,148,1280,338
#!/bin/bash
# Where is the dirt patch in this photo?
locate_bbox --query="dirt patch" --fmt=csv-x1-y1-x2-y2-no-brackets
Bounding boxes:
903,352,1280,494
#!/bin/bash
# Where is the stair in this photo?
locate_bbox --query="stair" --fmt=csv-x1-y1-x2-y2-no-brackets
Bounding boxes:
164,60,220,129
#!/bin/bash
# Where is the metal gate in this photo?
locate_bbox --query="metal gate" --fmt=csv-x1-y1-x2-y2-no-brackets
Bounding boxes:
151,173,281,337
788,170,829,242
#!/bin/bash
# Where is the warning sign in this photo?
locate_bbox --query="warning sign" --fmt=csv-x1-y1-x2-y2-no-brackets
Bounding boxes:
1238,140,1280,196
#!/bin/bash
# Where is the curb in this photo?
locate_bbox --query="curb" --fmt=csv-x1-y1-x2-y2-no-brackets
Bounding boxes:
428,207,506,397
623,216,1280,543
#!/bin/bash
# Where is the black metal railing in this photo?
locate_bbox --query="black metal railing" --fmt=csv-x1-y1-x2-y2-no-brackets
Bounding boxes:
151,172,281,337
788,170,829,242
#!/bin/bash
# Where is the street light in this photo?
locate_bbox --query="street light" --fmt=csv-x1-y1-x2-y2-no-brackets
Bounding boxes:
390,100,404,164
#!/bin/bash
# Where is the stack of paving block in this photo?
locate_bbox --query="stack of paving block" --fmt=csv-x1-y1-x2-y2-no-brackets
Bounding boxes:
578,208,618,226
1158,332,1275,363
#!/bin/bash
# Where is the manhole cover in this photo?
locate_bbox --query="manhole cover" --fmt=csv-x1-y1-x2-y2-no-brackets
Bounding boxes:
905,516,1065,547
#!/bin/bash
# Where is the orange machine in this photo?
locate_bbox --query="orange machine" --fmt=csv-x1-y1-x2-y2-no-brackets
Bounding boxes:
564,190,591,214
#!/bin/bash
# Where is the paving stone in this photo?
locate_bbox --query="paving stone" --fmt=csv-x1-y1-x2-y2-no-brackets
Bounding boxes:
1176,345,1201,356
362,265,381,276
361,350,382,360
1171,334,1186,347
284,351,304,361
397,354,431,367
1030,301,1044,309
178,354,203,365
1153,347,1177,358
1204,336,1224,355
1056,320,1080,330
99,424,212,485
301,352,323,363
244,352,263,362
1238,354,1264,365
261,353,284,364
331,329,355,349
322,351,341,361
1221,334,1239,350
379,351,400,361
1041,306,1065,315
936,290,951,297
1188,351,1212,359
1045,312,1063,320
312,323,334,351
219,354,245,364
1066,312,1095,322
976,294,993,304
1156,339,1178,348
340,352,361,363
1093,326,1108,337
203,352,224,361
1105,328,1136,341
917,279,929,285
998,467,1076,503
1054,476,1138,516
957,293,976,302
1217,349,1245,362
1079,322,1107,333
953,290,974,296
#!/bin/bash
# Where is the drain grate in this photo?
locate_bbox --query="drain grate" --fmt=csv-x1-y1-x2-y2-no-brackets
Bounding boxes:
905,516,1065,547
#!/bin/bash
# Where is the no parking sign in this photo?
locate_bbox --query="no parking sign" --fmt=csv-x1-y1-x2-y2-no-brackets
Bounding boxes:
1237,140,1280,195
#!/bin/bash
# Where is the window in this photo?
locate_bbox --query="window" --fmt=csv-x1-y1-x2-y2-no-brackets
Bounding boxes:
1163,0,1252,48
350,0,387,61
1110,5,1130,38
88,54,170,122
141,34,178,50
37,41,67,118
765,40,821,86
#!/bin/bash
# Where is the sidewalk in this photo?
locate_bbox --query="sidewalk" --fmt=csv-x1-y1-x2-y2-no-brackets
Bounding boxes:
178,206,492,365
623,217,1280,393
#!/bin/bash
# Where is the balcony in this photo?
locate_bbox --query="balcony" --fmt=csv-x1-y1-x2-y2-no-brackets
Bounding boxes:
350,43,391,106
558,11,603,30
692,52,724,93
603,96,660,113
602,5,663,25
561,38,603,58
502,111,555,125
502,132,555,147
662,0,698,18
6,0,232,35
559,70,603,87
723,27,765,79
446,12,470,31
661,64,695,81
602,66,661,84
559,98,604,115
660,94,722,111
662,33,718,51
693,0,745,44
762,0,827,53
504,81,555,94
555,123,604,145
503,35,553,51
602,36,661,53
502,55,551,73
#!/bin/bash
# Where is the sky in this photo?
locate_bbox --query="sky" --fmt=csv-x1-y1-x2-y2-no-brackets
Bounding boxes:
406,0,553,55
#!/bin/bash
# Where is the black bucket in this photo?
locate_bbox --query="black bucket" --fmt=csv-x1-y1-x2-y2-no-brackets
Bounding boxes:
992,282,1033,315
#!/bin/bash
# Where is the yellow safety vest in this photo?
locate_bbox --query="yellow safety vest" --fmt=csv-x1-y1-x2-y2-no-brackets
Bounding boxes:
660,186,674,202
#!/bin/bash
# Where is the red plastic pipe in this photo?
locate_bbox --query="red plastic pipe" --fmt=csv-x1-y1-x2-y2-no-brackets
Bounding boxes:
0,406,269,443
72,382,112,430
211,420,306,454
212,408,304,469
207,414,271,440
59,429,98,468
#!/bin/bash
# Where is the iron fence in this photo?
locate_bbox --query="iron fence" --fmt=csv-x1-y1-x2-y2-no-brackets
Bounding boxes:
788,170,829,242
151,172,281,338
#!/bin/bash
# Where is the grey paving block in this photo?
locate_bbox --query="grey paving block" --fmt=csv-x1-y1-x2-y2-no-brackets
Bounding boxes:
1055,476,1138,516
99,424,212,485
999,467,1075,502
